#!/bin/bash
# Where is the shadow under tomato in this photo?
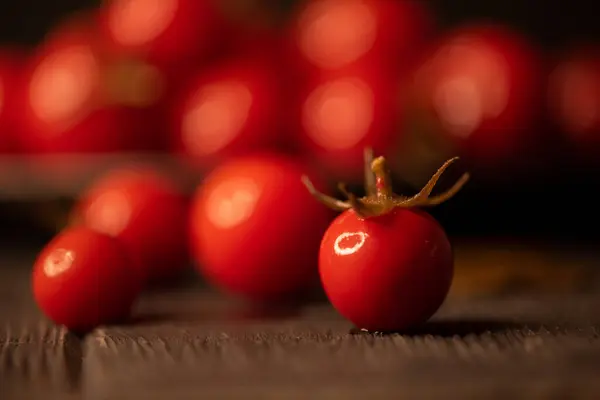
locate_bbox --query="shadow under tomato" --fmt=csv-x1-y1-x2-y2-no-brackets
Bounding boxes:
349,319,552,338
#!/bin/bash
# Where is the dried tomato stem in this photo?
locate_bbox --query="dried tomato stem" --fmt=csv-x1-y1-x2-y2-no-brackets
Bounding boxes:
371,156,393,198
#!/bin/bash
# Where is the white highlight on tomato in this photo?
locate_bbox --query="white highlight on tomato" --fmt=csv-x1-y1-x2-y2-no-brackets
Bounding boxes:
29,45,98,125
44,248,75,278
553,62,599,134
108,0,178,46
85,191,132,236
182,81,253,156
206,178,260,229
334,231,368,256
303,77,374,150
298,0,377,69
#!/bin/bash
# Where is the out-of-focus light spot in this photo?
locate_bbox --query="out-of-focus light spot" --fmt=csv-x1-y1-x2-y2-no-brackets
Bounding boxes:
302,77,374,150
334,231,368,256
85,191,132,236
298,0,377,69
206,178,260,229
108,0,178,46
29,46,98,126
554,62,599,134
182,81,253,156
44,248,75,278
431,40,509,138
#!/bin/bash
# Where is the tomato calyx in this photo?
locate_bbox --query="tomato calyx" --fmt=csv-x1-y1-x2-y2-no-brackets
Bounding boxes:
301,148,470,218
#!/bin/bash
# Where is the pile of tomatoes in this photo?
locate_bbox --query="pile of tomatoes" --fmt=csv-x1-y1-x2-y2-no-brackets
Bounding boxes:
15,0,598,333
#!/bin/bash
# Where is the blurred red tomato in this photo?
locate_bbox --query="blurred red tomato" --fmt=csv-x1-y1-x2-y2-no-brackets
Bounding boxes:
410,24,543,169
97,0,225,71
548,45,600,159
171,55,287,169
17,16,165,153
189,153,332,301
291,0,434,75
72,166,189,283
0,48,26,153
295,64,402,182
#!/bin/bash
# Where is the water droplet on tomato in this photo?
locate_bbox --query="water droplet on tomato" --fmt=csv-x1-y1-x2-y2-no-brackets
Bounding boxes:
44,248,75,278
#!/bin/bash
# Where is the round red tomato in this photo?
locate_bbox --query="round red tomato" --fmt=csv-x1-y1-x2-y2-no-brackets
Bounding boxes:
291,0,434,74
302,149,469,331
296,65,401,182
32,227,141,332
547,45,600,159
0,47,26,153
17,17,164,154
410,24,543,169
189,153,332,301
72,166,189,283
171,55,285,168
97,0,225,70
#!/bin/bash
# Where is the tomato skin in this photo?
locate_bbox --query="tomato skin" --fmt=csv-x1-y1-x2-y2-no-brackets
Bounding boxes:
72,166,189,283
319,208,453,331
189,153,332,301
0,48,26,153
32,227,141,333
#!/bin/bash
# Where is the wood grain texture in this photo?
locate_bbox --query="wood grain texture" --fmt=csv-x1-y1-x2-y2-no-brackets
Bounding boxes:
82,292,600,400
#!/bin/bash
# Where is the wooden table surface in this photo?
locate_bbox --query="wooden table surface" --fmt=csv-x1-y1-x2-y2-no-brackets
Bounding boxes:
2,245,600,400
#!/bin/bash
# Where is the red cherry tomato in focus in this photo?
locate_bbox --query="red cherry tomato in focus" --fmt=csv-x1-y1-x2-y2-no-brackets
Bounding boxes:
189,154,332,301
292,0,434,74
32,227,141,332
297,66,401,181
72,166,189,283
98,0,225,70
548,45,600,158
0,48,26,153
411,24,543,168
171,56,286,168
18,20,164,153
319,208,453,331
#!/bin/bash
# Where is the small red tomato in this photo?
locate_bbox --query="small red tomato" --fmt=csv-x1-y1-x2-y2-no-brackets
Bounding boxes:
291,0,434,74
17,17,164,154
410,24,543,169
171,55,285,168
189,153,332,301
0,47,26,153
547,45,600,159
302,150,469,331
98,0,225,71
32,227,141,332
72,166,189,283
296,65,401,182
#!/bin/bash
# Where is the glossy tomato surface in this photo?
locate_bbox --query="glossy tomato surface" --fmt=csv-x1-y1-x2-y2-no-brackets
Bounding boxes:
548,45,600,158
171,55,285,168
291,0,434,75
17,17,163,154
32,227,141,332
296,65,401,182
189,153,332,301
72,166,189,283
98,0,225,69
411,24,543,168
319,208,453,331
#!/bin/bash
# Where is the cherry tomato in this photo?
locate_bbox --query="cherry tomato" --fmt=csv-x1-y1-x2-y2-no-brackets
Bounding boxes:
17,15,165,154
71,166,189,283
547,45,600,161
291,0,434,75
410,24,543,169
32,227,141,333
0,48,26,153
97,0,225,71
296,65,402,182
171,55,286,169
302,150,467,331
189,153,332,301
